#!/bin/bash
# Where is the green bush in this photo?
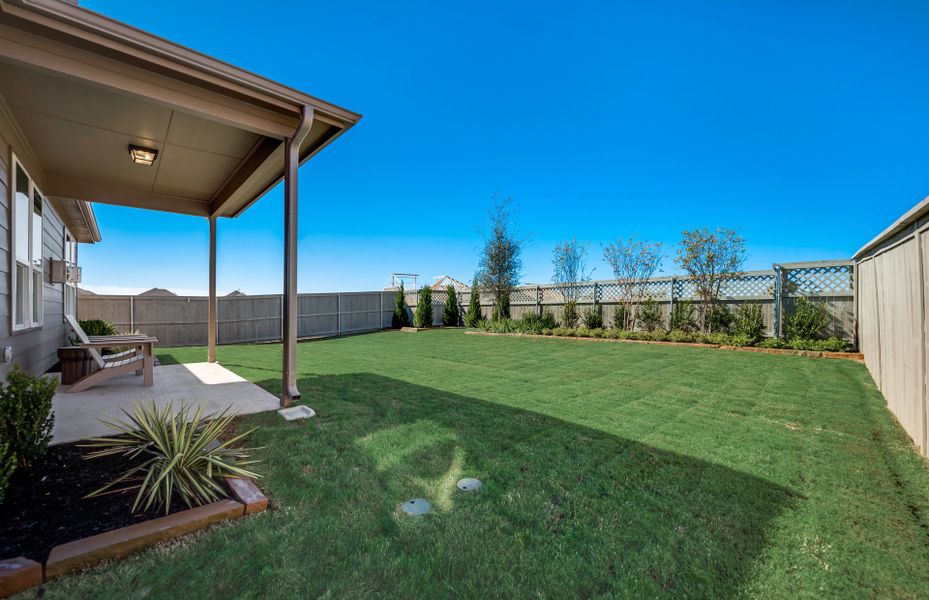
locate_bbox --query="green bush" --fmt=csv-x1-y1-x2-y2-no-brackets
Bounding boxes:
758,337,789,349
0,367,57,468
611,305,628,330
413,286,433,328
391,283,411,328
562,301,579,328
785,297,830,340
708,303,734,333
464,283,482,327
669,300,697,332
582,304,603,329
732,303,765,342
477,311,557,335
667,329,700,343
84,402,259,514
442,286,461,326
0,441,14,505
638,297,663,332
78,318,119,337
788,337,851,352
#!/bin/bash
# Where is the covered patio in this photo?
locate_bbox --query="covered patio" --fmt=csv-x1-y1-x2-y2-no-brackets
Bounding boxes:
0,0,360,406
51,361,279,444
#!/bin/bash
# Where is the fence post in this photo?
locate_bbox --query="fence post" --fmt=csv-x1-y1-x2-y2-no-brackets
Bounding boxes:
129,295,135,332
668,277,676,323
773,264,783,338
337,293,342,336
536,285,542,317
592,282,599,310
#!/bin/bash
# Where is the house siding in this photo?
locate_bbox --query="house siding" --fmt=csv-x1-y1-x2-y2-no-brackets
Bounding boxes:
0,100,77,377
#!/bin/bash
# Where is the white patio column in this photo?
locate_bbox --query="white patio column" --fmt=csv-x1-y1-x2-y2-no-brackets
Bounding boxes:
281,105,314,407
208,215,217,363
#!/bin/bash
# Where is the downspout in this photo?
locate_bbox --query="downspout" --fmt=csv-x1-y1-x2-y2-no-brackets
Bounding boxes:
281,104,314,406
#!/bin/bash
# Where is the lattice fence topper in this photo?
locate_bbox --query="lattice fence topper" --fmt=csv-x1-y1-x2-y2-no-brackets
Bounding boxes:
509,287,538,305
785,264,854,296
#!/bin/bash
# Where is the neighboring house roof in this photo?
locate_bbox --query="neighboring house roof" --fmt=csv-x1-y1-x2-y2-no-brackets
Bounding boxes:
0,0,362,220
138,287,176,297
76,287,96,296
431,275,470,291
226,290,246,297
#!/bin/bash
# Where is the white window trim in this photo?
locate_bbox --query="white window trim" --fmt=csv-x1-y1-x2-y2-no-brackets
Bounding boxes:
63,228,77,318
10,152,44,332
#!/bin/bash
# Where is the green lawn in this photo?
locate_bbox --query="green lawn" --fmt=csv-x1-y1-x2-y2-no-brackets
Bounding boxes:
38,330,929,598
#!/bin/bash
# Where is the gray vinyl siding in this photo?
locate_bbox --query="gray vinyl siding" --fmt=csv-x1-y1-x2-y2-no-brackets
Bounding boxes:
0,108,76,378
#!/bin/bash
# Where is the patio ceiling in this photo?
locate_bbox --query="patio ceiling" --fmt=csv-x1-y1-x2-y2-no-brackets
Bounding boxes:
0,0,361,219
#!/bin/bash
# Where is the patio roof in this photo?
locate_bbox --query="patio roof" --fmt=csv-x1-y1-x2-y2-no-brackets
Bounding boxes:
0,0,361,218
0,0,362,406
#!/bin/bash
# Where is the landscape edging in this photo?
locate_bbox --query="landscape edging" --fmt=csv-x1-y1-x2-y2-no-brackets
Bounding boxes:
464,331,864,362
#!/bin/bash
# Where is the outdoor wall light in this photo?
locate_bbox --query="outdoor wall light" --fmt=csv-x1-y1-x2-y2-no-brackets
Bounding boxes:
128,144,158,166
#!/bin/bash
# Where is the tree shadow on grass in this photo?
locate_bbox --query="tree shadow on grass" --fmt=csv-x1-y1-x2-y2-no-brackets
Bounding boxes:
241,371,798,598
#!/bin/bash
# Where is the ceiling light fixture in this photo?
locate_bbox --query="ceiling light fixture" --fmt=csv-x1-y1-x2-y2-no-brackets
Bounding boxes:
129,144,158,166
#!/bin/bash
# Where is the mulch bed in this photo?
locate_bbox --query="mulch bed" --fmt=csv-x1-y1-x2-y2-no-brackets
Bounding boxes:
0,442,188,563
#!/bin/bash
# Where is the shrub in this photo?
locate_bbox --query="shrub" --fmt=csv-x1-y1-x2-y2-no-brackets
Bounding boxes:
611,305,627,330
669,300,697,332
638,297,663,332
443,286,461,326
0,441,14,505
84,402,260,515
0,367,57,468
392,283,411,328
78,318,119,337
413,286,433,328
582,304,603,329
758,337,789,349
464,282,482,327
520,310,556,333
667,329,699,343
708,303,734,333
785,297,830,340
732,303,765,342
562,301,579,328
788,337,851,352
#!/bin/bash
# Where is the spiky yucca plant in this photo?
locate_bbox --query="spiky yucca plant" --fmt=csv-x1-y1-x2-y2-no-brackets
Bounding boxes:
83,402,260,514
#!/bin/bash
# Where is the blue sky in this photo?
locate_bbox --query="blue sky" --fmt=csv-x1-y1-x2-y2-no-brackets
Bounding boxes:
80,0,929,295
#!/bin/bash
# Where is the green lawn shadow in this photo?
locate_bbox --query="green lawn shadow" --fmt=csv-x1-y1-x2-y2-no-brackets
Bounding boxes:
241,371,799,598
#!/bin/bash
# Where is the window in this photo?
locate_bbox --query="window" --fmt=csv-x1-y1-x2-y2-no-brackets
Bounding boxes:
64,231,77,317
11,155,44,330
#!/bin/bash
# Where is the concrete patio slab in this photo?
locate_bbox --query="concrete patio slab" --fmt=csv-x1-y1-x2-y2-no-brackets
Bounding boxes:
51,363,279,444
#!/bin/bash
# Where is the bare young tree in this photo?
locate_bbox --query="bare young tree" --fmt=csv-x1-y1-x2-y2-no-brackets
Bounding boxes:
476,197,524,320
602,237,663,329
552,237,594,302
675,227,746,332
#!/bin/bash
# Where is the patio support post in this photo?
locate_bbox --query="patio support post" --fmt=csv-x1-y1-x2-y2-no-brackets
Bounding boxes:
281,105,314,407
208,215,217,363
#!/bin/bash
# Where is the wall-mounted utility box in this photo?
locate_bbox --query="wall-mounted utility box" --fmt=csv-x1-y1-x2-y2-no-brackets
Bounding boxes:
50,261,81,284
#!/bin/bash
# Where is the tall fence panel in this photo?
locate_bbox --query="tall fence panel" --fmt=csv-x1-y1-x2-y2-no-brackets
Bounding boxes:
78,291,396,347
855,197,929,457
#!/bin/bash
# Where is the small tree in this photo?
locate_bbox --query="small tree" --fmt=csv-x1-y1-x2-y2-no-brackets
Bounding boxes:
443,285,461,326
675,227,746,333
552,237,594,303
638,297,663,332
464,280,483,326
392,283,410,328
603,237,663,330
562,301,579,328
785,297,830,340
732,303,765,342
476,197,523,320
413,286,433,328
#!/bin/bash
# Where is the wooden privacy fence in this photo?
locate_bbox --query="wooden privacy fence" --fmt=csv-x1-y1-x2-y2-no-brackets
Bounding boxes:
413,260,856,341
855,197,929,457
78,291,397,347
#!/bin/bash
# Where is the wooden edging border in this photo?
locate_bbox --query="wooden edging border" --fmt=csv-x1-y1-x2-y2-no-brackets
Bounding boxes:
465,331,864,363
0,478,268,597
